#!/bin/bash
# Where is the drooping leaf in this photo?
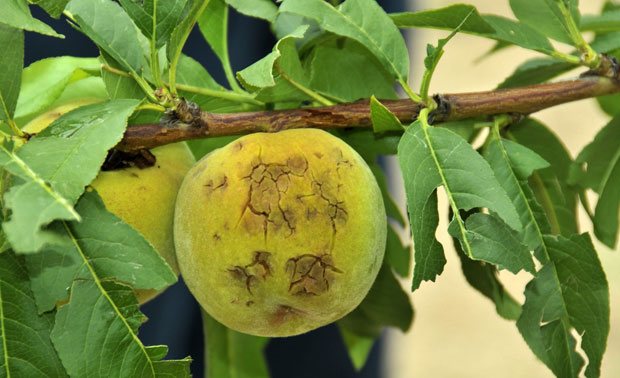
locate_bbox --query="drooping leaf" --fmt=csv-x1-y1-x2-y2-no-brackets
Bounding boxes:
15,56,100,122
237,26,313,103
507,118,578,236
32,0,71,19
484,135,551,259
52,279,190,377
509,0,580,45
119,0,188,49
198,0,241,91
0,251,67,377
0,142,79,254
225,0,277,22
517,234,609,378
597,93,620,116
100,53,146,100
455,245,522,320
339,326,375,371
2,100,139,253
25,191,177,313
391,5,555,55
497,57,575,89
280,0,410,83
306,39,398,102
385,224,410,278
0,0,62,37
339,264,413,337
370,96,403,133
398,121,521,290
202,311,269,378
67,0,144,73
581,9,620,32
0,24,24,124
569,117,620,248
368,162,406,227
449,213,534,274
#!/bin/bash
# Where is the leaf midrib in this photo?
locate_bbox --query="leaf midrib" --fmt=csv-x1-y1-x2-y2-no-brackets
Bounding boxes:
62,221,155,377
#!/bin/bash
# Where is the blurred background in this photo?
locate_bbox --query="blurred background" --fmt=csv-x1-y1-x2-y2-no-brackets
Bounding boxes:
384,1,620,377
24,0,619,377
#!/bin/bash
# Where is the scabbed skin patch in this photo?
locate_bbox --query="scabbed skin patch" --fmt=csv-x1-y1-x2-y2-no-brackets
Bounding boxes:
174,129,386,337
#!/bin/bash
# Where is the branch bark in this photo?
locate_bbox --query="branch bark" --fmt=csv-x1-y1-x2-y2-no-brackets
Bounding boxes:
116,75,619,152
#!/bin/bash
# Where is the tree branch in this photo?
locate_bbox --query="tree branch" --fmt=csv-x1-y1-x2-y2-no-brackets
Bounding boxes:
116,75,619,152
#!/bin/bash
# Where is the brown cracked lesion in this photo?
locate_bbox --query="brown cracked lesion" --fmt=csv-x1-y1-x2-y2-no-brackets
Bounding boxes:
228,251,272,294
285,254,343,296
204,175,228,194
239,155,309,238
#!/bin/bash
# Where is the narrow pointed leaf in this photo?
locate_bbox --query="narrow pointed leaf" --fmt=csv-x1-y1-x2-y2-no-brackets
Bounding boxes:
509,0,580,45
518,234,609,378
0,252,67,377
0,24,24,123
507,118,578,236
119,0,188,49
339,326,375,371
237,26,313,103
67,0,144,73
370,96,403,133
0,0,62,37
32,0,71,19
52,280,190,377
25,191,177,313
281,0,409,82
398,122,521,290
2,100,138,253
202,311,269,378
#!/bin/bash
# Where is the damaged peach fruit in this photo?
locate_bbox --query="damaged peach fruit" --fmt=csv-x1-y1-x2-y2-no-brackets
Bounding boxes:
174,129,387,337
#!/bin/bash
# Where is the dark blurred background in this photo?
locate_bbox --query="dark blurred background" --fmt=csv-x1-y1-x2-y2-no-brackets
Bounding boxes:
26,2,407,377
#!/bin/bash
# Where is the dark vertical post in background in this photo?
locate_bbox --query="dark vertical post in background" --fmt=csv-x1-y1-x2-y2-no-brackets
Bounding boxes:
25,2,408,376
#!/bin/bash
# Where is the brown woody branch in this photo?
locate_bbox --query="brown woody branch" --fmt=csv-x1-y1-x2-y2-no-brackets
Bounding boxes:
116,76,620,152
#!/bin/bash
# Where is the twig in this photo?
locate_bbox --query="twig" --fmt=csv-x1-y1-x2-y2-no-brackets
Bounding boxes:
116,75,620,152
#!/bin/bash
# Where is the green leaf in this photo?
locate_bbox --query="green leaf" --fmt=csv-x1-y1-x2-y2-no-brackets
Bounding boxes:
509,0,580,45
596,92,620,116
398,121,521,290
450,213,534,274
391,5,555,55
3,100,139,253
198,0,242,91
370,96,403,133
581,9,620,32
225,0,277,22
281,0,409,83
455,246,522,320
0,0,62,37
339,264,413,337
202,311,269,378
497,57,575,89
100,54,146,100
385,224,410,278
339,326,375,371
67,0,144,73
517,234,609,378
238,26,314,103
306,39,398,102
15,57,100,121
507,118,578,236
32,0,71,19
0,251,67,377
17,100,139,202
569,117,620,248
0,24,23,124
0,142,79,254
119,0,188,49
368,162,406,227
484,135,552,258
25,191,177,313
52,279,190,377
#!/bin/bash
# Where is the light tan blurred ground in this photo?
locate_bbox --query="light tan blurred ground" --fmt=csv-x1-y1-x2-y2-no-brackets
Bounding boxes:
384,1,620,377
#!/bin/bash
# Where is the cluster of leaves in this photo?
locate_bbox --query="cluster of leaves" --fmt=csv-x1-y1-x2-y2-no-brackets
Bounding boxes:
0,0,617,377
